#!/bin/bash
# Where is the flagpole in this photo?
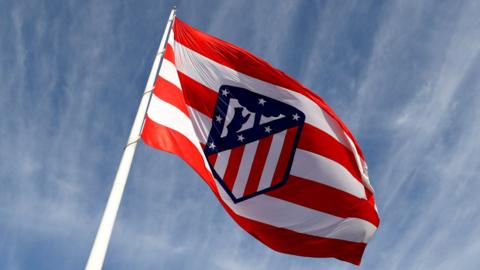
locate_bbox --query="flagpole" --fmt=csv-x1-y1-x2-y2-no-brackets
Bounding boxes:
85,7,176,270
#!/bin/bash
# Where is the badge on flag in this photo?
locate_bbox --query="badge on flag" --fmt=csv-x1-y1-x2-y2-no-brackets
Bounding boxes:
205,85,305,203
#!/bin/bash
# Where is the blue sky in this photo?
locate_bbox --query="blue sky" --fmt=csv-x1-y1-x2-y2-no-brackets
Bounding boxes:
1,0,480,269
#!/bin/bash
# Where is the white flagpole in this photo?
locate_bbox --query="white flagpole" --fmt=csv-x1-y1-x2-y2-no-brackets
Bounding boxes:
85,7,176,270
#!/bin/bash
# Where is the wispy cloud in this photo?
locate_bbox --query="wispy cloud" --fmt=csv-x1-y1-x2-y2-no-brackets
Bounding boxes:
345,1,480,269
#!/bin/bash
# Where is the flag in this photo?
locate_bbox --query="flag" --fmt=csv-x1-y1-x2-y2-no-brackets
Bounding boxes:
141,18,379,265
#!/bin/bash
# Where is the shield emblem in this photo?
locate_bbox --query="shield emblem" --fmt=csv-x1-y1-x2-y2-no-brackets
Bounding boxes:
204,85,305,203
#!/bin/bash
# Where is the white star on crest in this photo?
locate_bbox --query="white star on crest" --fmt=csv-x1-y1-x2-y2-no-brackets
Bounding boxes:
292,113,300,121
237,134,245,142
258,98,266,105
264,126,272,133
221,89,229,96
208,142,216,149
215,115,223,122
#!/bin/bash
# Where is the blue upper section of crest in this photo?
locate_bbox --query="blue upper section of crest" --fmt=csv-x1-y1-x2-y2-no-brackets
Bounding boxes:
204,85,305,155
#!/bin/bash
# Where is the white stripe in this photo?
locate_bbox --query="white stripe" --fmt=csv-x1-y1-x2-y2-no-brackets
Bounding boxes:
213,150,230,179
216,180,376,243
148,95,213,172
174,41,350,149
291,149,366,199
187,106,211,144
257,130,287,191
148,95,197,145
232,140,258,198
167,28,174,46
158,59,182,89
345,132,374,193
147,95,207,164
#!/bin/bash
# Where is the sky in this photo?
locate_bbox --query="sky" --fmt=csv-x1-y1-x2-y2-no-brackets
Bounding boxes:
1,0,480,269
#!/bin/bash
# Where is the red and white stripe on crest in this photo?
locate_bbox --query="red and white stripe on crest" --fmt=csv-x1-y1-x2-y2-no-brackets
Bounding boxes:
208,127,297,200
141,18,379,265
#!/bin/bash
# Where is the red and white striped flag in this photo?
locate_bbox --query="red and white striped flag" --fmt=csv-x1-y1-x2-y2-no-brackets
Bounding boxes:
141,18,379,265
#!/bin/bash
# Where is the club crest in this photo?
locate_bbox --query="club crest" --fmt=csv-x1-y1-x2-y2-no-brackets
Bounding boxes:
204,85,305,203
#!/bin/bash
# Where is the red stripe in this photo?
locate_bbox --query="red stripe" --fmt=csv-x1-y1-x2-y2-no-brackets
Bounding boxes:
366,188,375,204
216,196,366,265
299,124,362,181
164,44,175,64
268,175,380,227
141,117,216,190
153,76,189,116
271,127,298,186
207,153,218,166
173,18,365,162
222,146,245,190
243,135,273,196
178,71,217,118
